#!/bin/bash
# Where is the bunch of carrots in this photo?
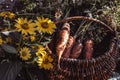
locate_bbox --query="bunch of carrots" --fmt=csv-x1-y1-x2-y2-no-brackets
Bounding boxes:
49,22,94,69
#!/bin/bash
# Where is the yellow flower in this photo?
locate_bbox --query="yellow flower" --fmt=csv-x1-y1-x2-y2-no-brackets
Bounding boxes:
0,37,3,45
0,11,15,19
37,54,53,70
35,17,56,34
30,35,35,41
15,18,36,35
22,35,29,40
19,47,31,61
36,46,46,57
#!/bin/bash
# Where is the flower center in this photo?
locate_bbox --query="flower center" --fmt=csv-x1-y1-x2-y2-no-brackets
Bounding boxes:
21,23,29,30
21,51,27,57
5,13,9,16
43,59,49,64
41,22,48,28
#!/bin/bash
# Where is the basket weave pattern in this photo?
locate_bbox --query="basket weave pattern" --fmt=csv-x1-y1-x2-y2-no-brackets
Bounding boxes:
49,16,119,80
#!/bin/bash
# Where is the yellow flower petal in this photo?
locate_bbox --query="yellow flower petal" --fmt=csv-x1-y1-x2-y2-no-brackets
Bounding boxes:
30,35,35,42
0,37,3,45
36,50,46,58
36,54,54,70
36,45,47,57
0,11,15,19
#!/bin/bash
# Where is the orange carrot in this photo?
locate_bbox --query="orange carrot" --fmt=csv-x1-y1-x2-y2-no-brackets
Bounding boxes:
56,22,70,69
62,21,87,58
62,36,75,58
83,39,94,59
69,39,83,59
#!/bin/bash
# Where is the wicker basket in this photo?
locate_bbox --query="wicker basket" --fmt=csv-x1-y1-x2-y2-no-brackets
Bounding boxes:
49,16,119,80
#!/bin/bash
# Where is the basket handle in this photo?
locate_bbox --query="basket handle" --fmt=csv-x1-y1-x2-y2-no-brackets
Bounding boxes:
55,16,114,32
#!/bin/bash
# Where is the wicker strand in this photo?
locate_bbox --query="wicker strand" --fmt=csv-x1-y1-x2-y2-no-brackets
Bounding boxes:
55,16,114,32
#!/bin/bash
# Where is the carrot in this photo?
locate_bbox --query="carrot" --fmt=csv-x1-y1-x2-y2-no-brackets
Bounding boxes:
62,36,75,58
70,22,93,59
83,39,94,59
62,21,87,58
69,39,83,59
56,22,70,69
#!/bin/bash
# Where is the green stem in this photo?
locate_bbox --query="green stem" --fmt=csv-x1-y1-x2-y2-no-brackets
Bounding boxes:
7,20,11,30
24,43,40,46
78,21,93,41
4,19,11,30
38,33,45,43
17,33,23,50
17,13,39,16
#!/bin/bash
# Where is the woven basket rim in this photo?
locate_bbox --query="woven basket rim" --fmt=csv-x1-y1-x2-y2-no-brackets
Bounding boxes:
55,16,114,32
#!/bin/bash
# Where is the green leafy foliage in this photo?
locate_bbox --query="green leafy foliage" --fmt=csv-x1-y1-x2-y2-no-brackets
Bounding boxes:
1,44,17,54
0,61,22,80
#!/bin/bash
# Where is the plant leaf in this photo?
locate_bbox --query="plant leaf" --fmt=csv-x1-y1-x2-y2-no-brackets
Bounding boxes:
40,41,50,46
1,31,12,36
1,44,17,54
0,61,22,80
43,37,51,41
